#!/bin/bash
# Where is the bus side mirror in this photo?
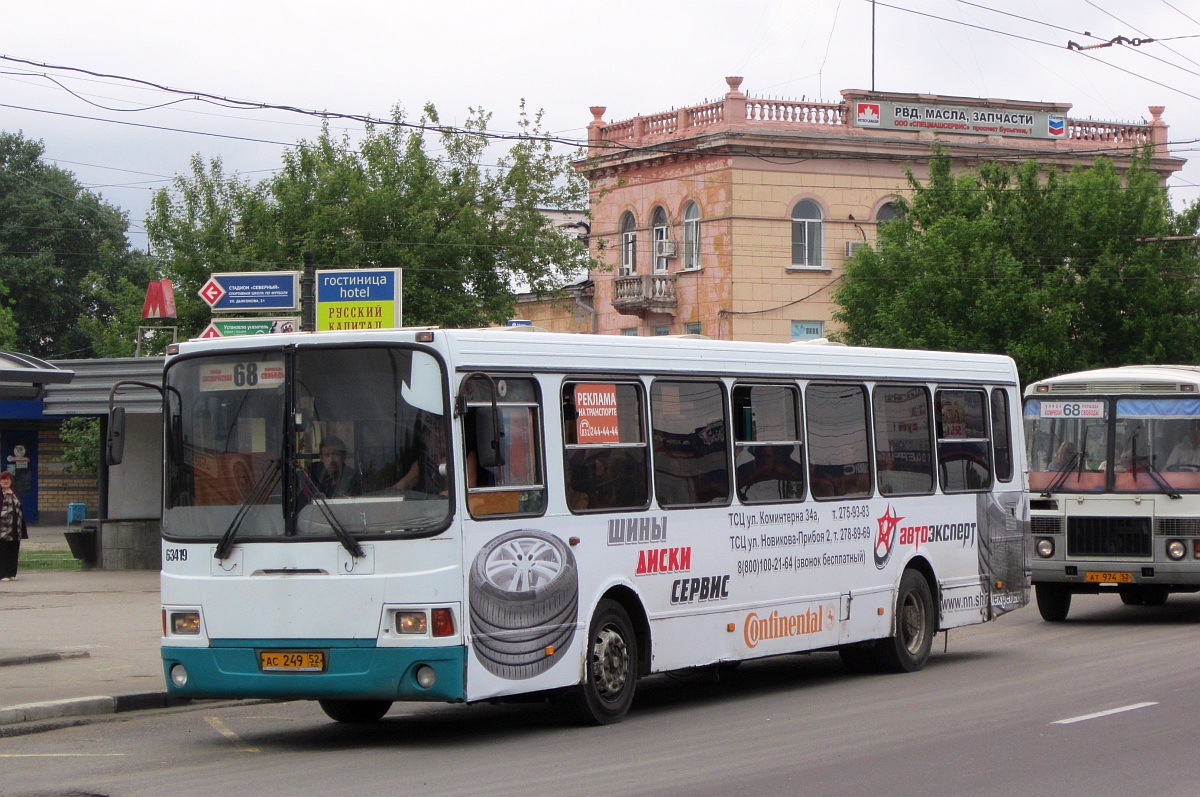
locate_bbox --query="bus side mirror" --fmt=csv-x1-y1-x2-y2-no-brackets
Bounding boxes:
107,406,126,466
473,410,506,469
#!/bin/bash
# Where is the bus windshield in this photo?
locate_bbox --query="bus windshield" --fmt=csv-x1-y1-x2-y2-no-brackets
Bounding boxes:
1025,396,1200,494
163,345,450,541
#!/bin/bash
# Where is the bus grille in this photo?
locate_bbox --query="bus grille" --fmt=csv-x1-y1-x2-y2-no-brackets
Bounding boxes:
1156,518,1200,536
1067,517,1152,557
1032,516,1064,535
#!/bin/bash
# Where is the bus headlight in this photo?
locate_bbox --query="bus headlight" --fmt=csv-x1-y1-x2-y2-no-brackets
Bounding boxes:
170,664,189,687
1167,540,1187,561
170,611,201,635
1036,538,1055,558
396,611,427,635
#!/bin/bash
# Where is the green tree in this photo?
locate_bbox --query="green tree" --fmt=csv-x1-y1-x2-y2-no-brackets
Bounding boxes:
147,103,591,335
833,148,1200,383
0,131,155,357
59,416,100,477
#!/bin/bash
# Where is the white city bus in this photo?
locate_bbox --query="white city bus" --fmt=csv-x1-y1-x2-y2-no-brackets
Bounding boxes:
1025,365,1200,621
143,329,1029,725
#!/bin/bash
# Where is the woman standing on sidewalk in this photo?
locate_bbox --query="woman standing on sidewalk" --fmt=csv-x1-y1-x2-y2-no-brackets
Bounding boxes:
0,470,27,580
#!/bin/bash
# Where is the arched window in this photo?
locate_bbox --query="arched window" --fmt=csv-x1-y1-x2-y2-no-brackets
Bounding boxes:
650,206,669,274
791,200,823,267
682,202,701,270
619,212,637,276
876,201,902,224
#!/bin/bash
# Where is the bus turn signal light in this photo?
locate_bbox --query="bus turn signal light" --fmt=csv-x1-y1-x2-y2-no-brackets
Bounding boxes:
431,608,455,637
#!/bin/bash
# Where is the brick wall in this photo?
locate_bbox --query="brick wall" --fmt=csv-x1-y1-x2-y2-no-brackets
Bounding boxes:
38,426,100,523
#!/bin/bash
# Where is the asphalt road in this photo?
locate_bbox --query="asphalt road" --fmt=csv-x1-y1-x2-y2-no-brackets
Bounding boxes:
4,592,1200,797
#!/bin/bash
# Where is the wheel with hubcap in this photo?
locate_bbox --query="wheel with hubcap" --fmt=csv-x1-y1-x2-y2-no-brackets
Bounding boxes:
874,569,935,673
564,599,638,725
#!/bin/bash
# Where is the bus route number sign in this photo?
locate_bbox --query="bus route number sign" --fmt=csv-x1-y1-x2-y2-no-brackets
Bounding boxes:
1037,401,1105,419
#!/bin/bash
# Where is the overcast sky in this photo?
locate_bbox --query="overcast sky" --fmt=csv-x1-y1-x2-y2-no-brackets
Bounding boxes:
5,0,1199,253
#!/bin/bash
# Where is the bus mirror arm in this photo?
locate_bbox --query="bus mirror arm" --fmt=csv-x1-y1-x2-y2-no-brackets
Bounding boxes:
457,372,506,469
106,380,164,466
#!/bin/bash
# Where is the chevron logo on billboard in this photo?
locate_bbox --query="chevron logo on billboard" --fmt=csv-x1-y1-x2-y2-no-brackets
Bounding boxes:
1048,114,1065,137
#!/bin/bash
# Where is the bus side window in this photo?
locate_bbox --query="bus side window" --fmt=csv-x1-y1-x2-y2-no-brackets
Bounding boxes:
873,384,934,496
732,384,805,504
562,382,649,513
991,388,1014,482
936,389,992,492
462,376,546,518
651,380,731,507
806,383,872,500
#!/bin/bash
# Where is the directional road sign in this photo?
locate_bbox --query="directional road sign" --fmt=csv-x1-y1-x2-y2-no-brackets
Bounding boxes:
199,272,300,313
198,317,301,338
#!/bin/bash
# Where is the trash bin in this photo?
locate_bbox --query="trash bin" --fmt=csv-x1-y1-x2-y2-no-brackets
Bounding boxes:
67,503,87,528
64,524,98,564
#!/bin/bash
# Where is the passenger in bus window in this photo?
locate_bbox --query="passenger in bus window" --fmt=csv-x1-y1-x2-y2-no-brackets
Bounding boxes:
1049,441,1077,470
309,436,362,497
1166,420,1200,471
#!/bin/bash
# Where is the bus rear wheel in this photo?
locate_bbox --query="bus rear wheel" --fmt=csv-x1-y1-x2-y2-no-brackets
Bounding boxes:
318,698,393,723
1035,583,1072,622
564,599,638,725
874,569,935,673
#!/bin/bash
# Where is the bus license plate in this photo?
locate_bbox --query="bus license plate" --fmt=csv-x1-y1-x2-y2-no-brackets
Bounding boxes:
259,650,326,672
1085,571,1133,584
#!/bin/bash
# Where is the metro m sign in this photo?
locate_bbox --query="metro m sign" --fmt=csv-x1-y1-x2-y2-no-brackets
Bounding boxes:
142,279,177,319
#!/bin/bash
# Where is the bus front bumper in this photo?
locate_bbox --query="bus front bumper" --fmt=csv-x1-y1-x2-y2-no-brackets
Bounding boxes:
162,641,466,703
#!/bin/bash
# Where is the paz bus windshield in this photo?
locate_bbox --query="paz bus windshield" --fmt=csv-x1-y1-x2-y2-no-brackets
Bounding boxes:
162,345,450,540
1025,396,1200,494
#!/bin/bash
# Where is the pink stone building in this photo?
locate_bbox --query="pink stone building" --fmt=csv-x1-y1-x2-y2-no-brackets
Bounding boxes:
563,77,1182,342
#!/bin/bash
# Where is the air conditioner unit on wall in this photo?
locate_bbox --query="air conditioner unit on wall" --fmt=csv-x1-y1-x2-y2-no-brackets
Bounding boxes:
654,240,678,258
845,240,870,257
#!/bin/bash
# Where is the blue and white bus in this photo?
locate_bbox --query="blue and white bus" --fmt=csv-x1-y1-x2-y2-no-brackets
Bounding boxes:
132,329,1029,724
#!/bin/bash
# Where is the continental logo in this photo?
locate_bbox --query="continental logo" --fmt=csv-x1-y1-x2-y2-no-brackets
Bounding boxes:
743,605,835,648
635,546,691,575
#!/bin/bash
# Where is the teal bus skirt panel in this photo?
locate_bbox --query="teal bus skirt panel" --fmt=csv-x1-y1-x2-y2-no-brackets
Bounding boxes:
162,639,466,703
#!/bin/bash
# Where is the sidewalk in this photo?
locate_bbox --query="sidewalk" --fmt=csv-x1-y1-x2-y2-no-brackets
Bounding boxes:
0,524,169,729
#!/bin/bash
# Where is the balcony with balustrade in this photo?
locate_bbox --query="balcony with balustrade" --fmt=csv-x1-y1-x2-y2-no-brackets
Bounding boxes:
612,273,677,317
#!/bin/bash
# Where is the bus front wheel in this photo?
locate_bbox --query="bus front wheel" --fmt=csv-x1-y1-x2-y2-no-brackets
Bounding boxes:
874,569,935,673
1035,583,1072,622
565,599,638,725
318,698,393,723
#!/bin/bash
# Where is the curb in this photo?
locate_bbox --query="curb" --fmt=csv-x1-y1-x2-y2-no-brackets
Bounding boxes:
0,692,192,727
0,650,90,668
0,693,271,736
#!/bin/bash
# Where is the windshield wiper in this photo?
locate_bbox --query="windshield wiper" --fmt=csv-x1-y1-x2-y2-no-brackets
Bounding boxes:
288,460,365,558
1040,450,1081,498
215,459,282,560
1127,433,1182,500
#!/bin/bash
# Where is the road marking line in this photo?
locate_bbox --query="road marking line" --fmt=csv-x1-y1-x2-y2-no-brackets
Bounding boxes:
1053,702,1158,725
206,716,261,753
